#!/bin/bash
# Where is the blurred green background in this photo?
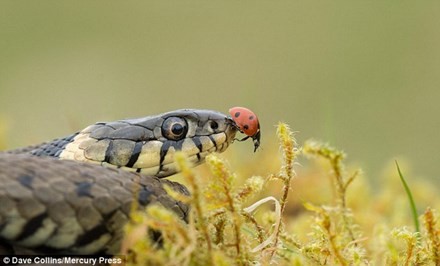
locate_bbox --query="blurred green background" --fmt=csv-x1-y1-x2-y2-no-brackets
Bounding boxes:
1,1,439,183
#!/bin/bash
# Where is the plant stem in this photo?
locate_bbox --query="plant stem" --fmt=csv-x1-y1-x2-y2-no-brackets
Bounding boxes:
395,161,420,233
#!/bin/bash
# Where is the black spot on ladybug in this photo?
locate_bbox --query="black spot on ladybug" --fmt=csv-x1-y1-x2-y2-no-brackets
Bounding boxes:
234,112,240,118
249,115,254,120
243,125,249,130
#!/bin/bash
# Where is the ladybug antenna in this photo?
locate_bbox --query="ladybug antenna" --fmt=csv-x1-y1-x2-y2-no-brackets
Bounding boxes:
229,118,243,132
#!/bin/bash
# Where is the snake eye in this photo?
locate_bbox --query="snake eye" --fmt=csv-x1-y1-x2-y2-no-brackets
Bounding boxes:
162,117,188,140
209,121,219,130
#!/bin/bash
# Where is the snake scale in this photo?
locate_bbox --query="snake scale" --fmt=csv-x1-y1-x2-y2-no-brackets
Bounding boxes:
0,109,239,255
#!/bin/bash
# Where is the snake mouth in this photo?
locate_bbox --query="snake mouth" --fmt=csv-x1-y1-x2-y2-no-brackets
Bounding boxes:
52,110,238,178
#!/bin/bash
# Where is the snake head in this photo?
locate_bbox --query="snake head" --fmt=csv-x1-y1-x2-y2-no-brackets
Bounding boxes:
43,109,239,178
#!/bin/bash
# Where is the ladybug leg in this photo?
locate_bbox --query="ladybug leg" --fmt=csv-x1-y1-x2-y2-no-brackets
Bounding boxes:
233,136,251,143
251,131,261,152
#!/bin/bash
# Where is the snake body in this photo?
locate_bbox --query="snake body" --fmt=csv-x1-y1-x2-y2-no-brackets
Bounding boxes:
0,109,238,255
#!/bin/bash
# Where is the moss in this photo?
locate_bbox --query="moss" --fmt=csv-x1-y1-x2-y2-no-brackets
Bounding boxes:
122,123,440,266
423,207,440,265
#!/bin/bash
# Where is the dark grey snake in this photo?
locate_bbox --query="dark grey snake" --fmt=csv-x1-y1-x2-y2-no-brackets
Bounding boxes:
0,109,239,255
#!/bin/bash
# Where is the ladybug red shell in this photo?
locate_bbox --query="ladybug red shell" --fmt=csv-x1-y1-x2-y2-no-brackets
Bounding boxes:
229,107,261,152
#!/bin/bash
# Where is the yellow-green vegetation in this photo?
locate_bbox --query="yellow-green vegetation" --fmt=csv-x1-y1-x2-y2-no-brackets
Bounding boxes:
122,122,440,266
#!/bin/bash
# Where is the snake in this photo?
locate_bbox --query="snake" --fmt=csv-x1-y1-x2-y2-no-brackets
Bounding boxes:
0,109,239,255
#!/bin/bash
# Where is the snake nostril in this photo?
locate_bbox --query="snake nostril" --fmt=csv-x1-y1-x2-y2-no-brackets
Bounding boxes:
210,121,218,130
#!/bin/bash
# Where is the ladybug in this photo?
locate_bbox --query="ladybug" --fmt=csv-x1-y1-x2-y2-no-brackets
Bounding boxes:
229,107,261,152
